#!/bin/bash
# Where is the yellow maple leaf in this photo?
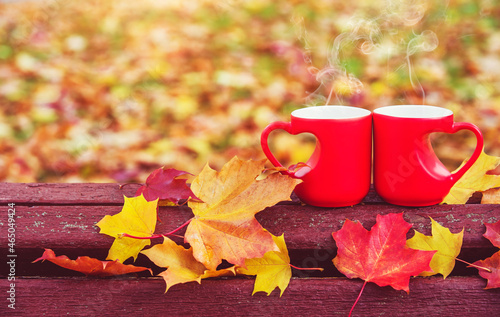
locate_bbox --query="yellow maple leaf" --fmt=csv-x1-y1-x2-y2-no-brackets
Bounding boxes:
406,218,463,278
236,233,292,296
442,151,500,204
185,156,301,271
141,237,235,292
96,195,158,262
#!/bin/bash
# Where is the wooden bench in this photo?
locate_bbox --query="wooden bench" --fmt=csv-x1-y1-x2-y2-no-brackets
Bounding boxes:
1,183,499,316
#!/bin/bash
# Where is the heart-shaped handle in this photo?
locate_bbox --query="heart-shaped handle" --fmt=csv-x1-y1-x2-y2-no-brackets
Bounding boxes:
449,122,484,183
261,121,294,176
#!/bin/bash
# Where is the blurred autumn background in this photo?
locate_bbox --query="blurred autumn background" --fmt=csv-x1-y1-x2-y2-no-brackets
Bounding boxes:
1,0,499,183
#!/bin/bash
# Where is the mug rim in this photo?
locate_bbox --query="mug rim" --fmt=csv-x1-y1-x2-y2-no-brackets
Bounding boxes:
292,105,371,120
373,105,453,119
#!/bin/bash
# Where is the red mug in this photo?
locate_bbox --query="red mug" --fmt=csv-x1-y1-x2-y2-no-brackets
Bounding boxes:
373,105,483,206
261,105,372,207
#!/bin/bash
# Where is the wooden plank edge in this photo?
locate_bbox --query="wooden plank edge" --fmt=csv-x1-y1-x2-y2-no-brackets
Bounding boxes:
0,183,141,205
3,276,499,316
0,183,405,205
1,204,497,250
0,183,488,205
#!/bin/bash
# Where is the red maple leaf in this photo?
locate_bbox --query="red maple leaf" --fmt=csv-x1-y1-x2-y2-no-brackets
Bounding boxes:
332,213,435,316
472,251,500,289
471,220,500,289
33,249,152,277
484,219,500,248
135,167,200,205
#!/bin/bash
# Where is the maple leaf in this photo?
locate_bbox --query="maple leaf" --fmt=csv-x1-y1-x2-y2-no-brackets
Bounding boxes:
442,151,500,204
483,219,500,248
141,237,235,292
135,167,200,205
472,251,500,289
481,188,500,204
332,213,436,293
96,195,158,262
33,249,151,276
236,233,291,296
471,220,500,289
406,218,463,278
185,156,301,270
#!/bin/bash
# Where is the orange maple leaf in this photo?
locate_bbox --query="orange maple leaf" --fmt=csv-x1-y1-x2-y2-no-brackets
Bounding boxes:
142,237,235,292
33,249,152,276
481,188,500,204
185,156,301,270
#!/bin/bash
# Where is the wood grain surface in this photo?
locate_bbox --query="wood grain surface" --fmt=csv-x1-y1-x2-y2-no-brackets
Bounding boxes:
3,277,499,316
1,183,499,316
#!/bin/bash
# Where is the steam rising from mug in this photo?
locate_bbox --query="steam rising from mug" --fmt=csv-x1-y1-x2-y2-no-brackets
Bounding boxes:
294,0,443,106
406,30,439,102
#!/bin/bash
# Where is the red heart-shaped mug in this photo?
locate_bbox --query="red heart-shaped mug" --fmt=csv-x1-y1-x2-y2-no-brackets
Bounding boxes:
261,105,372,207
373,105,483,206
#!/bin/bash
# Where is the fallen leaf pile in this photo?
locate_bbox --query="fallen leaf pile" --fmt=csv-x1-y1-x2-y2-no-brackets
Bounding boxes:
3,1,500,183
332,214,500,316
41,156,304,294
34,155,500,313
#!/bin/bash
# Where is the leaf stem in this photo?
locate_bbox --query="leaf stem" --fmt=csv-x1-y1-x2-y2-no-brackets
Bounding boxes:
289,264,324,271
121,218,193,240
456,258,492,273
349,281,367,317
121,233,164,240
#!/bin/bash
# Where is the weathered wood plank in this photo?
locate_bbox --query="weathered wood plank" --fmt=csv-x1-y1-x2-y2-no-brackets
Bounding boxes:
0,183,486,205
0,183,388,205
1,204,497,252
1,183,497,315
0,183,141,205
259,203,499,250
3,276,499,316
